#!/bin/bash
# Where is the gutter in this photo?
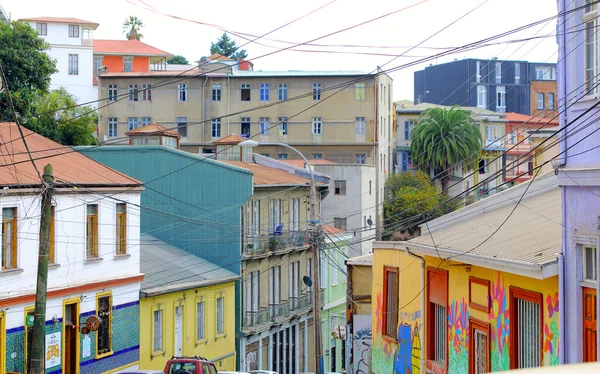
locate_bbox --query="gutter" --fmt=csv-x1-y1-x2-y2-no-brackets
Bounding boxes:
558,0,568,166
202,77,208,146
404,248,426,372
556,252,565,364
140,275,239,298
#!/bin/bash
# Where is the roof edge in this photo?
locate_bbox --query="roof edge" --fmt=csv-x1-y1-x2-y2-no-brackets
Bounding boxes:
141,275,239,297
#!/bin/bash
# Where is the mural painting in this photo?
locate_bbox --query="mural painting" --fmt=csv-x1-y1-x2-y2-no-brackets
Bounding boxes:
448,297,469,373
353,314,373,374
372,292,396,373
487,273,509,371
544,292,559,366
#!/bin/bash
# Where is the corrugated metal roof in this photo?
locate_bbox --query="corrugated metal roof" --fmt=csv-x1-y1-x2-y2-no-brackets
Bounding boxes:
140,234,237,295
232,70,367,77
408,174,560,267
220,161,311,186
346,253,373,266
93,39,171,56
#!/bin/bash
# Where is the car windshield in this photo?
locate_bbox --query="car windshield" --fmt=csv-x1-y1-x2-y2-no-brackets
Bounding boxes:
169,363,197,374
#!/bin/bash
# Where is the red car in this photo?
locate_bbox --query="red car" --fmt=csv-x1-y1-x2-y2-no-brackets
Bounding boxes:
163,356,218,374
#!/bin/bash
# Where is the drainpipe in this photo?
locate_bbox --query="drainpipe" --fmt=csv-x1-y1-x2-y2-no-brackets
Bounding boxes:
556,252,565,365
558,0,568,165
227,76,231,136
202,77,208,147
404,247,426,371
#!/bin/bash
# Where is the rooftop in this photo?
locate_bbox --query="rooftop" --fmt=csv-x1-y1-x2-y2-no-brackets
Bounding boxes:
0,122,141,188
19,16,99,29
281,159,336,167
346,253,373,266
232,70,367,77
140,234,238,296
125,123,181,138
212,133,247,145
397,102,506,121
322,225,343,234
505,112,559,126
93,39,171,56
220,161,313,186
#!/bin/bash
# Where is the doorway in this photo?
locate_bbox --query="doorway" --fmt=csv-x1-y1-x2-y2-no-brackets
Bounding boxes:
241,118,251,137
63,300,80,374
583,287,597,362
469,319,490,374
174,305,183,356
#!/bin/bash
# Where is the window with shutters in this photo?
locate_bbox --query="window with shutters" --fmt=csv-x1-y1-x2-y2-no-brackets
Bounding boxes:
509,287,542,369
115,203,126,255
383,266,399,338
427,268,448,366
142,84,152,101
86,205,98,259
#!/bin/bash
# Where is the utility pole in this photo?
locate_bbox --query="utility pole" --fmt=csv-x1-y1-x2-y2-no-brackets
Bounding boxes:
309,175,324,374
30,164,54,374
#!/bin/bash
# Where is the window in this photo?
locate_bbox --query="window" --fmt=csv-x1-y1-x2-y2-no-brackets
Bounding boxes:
278,84,288,100
141,117,152,127
68,24,79,38
278,117,288,135
142,84,152,101
128,84,139,102
312,153,322,159
241,117,251,136
477,85,487,108
153,309,163,351
583,246,597,281
334,217,347,231
313,83,322,100
116,203,126,255
496,86,506,112
334,180,346,195
216,296,224,334
278,153,288,159
401,151,413,172
355,153,366,164
196,301,205,340
356,117,366,135
320,250,327,289
107,118,118,138
94,56,103,74
289,197,300,231
177,117,188,137
108,84,118,102
332,255,338,285
260,117,270,135
585,17,598,95
548,93,555,110
68,54,79,75
241,83,251,101
535,66,556,80
289,261,300,309
515,63,521,84
312,117,322,135
510,288,542,369
212,84,221,101
383,267,399,338
211,118,221,138
178,84,188,102
49,206,55,264
355,83,366,100
476,61,482,82
469,320,491,373
269,199,282,233
247,271,260,321
2,207,17,269
123,56,133,72
479,159,487,174
404,120,416,140
495,62,502,84
86,205,98,258
24,308,34,369
269,266,281,309
427,268,448,365
36,22,47,35
128,117,138,131
97,293,112,356
259,83,270,101
537,93,545,110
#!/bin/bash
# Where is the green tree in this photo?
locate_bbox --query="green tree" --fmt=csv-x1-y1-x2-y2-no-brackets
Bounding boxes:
383,171,441,239
167,55,189,64
123,16,144,40
0,21,57,124
209,32,248,60
28,88,98,146
410,106,482,192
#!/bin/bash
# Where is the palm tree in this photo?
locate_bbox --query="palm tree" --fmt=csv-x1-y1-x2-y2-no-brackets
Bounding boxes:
123,16,144,40
410,106,482,192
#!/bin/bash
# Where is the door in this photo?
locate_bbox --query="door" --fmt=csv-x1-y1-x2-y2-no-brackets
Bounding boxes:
64,301,79,374
174,305,183,356
583,287,597,362
469,319,490,374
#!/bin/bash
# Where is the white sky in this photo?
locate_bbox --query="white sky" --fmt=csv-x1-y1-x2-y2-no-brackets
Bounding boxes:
2,0,559,101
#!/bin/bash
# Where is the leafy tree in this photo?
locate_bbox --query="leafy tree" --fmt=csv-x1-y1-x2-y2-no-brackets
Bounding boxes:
123,16,144,40
410,106,482,192
209,32,248,60
28,88,97,146
0,21,57,124
167,55,189,64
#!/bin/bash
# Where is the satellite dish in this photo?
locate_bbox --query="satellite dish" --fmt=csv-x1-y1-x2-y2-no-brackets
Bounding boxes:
367,217,373,226
303,275,313,287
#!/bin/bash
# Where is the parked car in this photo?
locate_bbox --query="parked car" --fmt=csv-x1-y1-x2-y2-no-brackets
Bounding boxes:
218,372,251,374
496,363,600,373
164,356,218,374
248,371,278,374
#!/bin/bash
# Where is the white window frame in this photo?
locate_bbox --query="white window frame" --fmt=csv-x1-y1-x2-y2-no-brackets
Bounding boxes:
196,301,205,340
312,117,322,135
36,23,47,36
153,309,163,352
496,86,506,112
123,56,133,72
495,62,502,84
142,84,152,101
278,84,288,101
477,85,487,108
128,84,139,102
320,250,327,289
176,116,188,138
259,83,270,101
476,61,482,83
514,62,520,84
584,6,598,96
241,83,251,101
68,54,79,75
93,56,103,74
269,266,281,307
107,118,118,138
108,84,118,102
216,296,224,334
212,84,221,101
548,93,555,110
260,117,270,135
178,84,188,102
537,93,545,110
141,117,152,127
127,117,138,131
278,117,288,135
313,83,322,100
355,154,366,164
355,117,366,135
211,118,221,138
68,24,79,38
583,246,597,281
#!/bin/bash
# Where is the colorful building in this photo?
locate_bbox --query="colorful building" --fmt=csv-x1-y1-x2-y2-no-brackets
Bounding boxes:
371,172,561,373
0,122,143,374
346,253,373,374
138,235,238,371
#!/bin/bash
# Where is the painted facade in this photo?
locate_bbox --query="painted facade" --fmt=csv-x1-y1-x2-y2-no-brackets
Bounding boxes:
346,254,373,374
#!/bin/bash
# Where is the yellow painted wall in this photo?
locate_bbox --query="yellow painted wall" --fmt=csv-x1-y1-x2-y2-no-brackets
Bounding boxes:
371,246,559,374
139,281,236,371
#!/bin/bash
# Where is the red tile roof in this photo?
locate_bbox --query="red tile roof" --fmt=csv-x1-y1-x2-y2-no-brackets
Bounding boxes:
19,17,99,29
220,161,310,186
93,39,171,57
212,134,246,145
0,123,141,188
207,53,234,61
322,225,344,234
125,123,181,138
505,112,559,126
281,159,336,167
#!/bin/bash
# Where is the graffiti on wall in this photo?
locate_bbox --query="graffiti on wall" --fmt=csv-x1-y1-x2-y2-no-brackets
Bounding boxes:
488,272,509,371
393,322,421,374
353,314,372,374
544,292,559,365
372,292,396,373
448,298,469,373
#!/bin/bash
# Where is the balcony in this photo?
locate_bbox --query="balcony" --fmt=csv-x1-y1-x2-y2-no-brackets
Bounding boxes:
244,295,313,331
244,231,311,258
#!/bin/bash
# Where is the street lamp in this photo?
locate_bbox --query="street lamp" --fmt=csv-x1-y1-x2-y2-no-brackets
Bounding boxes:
238,139,324,374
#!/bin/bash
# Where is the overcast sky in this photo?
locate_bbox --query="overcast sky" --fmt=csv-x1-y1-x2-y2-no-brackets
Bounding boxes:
3,0,559,101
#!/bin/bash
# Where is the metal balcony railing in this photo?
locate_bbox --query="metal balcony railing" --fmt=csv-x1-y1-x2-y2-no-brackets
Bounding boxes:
245,308,271,328
245,230,311,255
296,294,311,311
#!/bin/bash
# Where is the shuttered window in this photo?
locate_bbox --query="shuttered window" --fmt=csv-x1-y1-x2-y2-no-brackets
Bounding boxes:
115,203,126,254
510,288,542,369
427,268,448,365
86,205,98,258
383,266,399,338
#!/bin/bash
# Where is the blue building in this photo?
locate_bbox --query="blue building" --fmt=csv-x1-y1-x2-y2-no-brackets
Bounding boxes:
413,59,555,115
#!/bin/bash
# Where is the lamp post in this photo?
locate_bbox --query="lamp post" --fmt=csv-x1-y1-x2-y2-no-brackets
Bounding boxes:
239,140,324,374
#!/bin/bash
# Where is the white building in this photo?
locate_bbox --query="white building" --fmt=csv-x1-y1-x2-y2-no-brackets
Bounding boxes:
19,17,98,106
0,122,143,373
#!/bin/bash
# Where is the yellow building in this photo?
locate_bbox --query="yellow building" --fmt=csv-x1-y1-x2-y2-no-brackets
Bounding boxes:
371,173,561,373
138,235,238,371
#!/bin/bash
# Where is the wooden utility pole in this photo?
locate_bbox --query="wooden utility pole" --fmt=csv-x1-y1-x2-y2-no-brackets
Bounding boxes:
309,176,324,374
30,164,54,374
